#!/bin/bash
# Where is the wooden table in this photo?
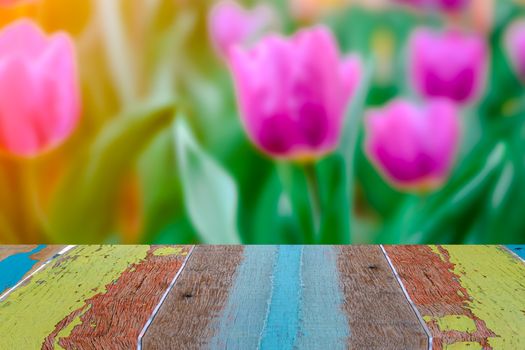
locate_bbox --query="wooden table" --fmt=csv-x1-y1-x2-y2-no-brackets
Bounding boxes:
0,245,523,349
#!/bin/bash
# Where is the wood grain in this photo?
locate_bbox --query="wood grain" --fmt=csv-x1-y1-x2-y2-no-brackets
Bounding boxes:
209,246,277,349
141,245,244,350
0,244,65,296
144,245,428,349
384,245,525,350
0,245,191,350
295,246,350,349
337,245,429,349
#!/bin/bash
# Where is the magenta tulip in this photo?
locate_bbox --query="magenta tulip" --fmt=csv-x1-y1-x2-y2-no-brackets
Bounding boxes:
0,20,80,157
365,99,460,191
505,19,525,81
209,0,278,58
409,28,488,105
228,26,362,161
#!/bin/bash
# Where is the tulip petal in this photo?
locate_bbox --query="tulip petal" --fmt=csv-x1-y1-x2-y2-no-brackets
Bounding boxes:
229,26,361,160
0,19,47,59
0,58,40,155
506,19,525,80
339,55,362,110
409,28,487,105
365,99,460,191
0,20,80,157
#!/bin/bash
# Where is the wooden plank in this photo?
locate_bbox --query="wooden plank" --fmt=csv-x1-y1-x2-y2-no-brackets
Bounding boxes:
253,246,350,349
0,245,191,349
337,246,429,349
144,245,428,349
384,245,525,350
0,245,66,296
208,246,277,349
294,246,349,349
141,245,244,349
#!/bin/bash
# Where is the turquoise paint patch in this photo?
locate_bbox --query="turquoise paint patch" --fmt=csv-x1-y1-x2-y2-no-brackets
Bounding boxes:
507,245,525,260
0,245,45,294
259,246,303,350
210,246,277,349
296,246,349,349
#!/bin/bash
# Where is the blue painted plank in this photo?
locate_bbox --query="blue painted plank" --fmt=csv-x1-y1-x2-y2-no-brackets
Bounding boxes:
259,245,303,350
210,246,277,349
296,246,349,350
0,245,45,295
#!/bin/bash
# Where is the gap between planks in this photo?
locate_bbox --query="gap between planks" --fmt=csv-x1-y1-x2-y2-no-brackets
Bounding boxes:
137,245,196,350
0,245,76,302
502,245,525,264
380,245,433,350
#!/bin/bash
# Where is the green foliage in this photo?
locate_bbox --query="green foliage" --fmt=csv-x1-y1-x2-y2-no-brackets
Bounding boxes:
175,118,241,244
48,98,177,243
6,1,524,245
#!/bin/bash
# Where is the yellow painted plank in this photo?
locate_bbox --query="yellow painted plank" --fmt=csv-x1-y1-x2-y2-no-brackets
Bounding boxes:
0,245,151,349
385,245,525,349
442,246,525,349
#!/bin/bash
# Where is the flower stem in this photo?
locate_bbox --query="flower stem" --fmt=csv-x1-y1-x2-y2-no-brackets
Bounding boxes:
303,163,321,241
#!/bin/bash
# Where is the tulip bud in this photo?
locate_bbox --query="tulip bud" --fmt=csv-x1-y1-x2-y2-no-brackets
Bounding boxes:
228,26,361,161
0,20,80,157
365,99,460,192
505,19,525,81
409,28,488,104
209,0,279,59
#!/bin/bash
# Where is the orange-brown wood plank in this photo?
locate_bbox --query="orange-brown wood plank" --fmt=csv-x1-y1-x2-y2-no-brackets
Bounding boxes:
337,246,428,349
384,245,525,349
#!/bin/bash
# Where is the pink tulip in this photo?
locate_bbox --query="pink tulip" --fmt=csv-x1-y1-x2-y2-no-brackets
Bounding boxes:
0,20,80,157
228,26,362,161
409,28,488,105
209,0,279,58
365,99,460,191
505,19,525,81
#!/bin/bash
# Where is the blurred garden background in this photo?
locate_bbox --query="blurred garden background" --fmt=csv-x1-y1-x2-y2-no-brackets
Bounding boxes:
0,0,524,244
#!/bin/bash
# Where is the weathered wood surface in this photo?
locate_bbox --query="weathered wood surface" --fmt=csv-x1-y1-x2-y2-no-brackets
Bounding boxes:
506,245,525,260
0,245,191,350
337,246,428,349
143,245,429,349
384,245,525,350
0,245,66,296
1,245,524,350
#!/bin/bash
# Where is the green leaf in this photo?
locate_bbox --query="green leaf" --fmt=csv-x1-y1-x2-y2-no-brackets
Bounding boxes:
379,143,507,244
175,118,241,244
138,128,194,244
418,143,507,243
337,59,374,241
48,98,176,243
